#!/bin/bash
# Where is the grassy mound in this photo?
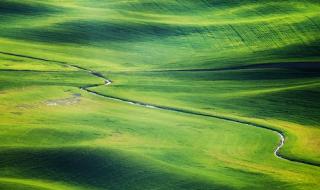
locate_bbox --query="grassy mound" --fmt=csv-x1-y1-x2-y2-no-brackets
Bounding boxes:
0,1,319,189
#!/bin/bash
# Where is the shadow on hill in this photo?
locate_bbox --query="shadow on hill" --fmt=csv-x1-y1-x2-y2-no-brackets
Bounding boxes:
150,61,320,81
0,147,234,190
0,1,58,16
272,40,320,59
116,0,278,13
1,21,189,44
0,181,47,190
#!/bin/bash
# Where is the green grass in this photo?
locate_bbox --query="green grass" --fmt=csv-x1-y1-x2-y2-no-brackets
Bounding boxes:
93,67,320,166
0,0,319,189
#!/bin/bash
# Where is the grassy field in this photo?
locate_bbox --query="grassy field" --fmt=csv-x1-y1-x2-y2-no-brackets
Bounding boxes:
0,0,320,190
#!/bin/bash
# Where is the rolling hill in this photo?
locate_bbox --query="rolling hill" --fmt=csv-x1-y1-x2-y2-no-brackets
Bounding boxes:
0,1,319,190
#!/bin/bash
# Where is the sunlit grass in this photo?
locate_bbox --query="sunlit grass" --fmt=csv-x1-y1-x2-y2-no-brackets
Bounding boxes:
0,0,319,189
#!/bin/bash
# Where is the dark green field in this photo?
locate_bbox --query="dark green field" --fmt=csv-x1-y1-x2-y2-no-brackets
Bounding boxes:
0,1,320,190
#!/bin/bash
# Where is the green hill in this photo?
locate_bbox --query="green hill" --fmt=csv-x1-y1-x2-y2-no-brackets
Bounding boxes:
0,1,319,189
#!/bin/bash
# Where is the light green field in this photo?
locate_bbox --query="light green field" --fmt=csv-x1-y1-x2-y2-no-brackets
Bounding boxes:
0,0,319,190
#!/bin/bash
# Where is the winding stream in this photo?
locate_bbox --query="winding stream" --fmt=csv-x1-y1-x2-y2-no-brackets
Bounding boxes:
0,51,318,168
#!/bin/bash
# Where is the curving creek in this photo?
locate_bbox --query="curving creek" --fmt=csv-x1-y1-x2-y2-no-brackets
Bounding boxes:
0,51,318,168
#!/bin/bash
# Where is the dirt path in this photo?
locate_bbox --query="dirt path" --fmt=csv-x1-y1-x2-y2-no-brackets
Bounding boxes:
1,51,318,168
